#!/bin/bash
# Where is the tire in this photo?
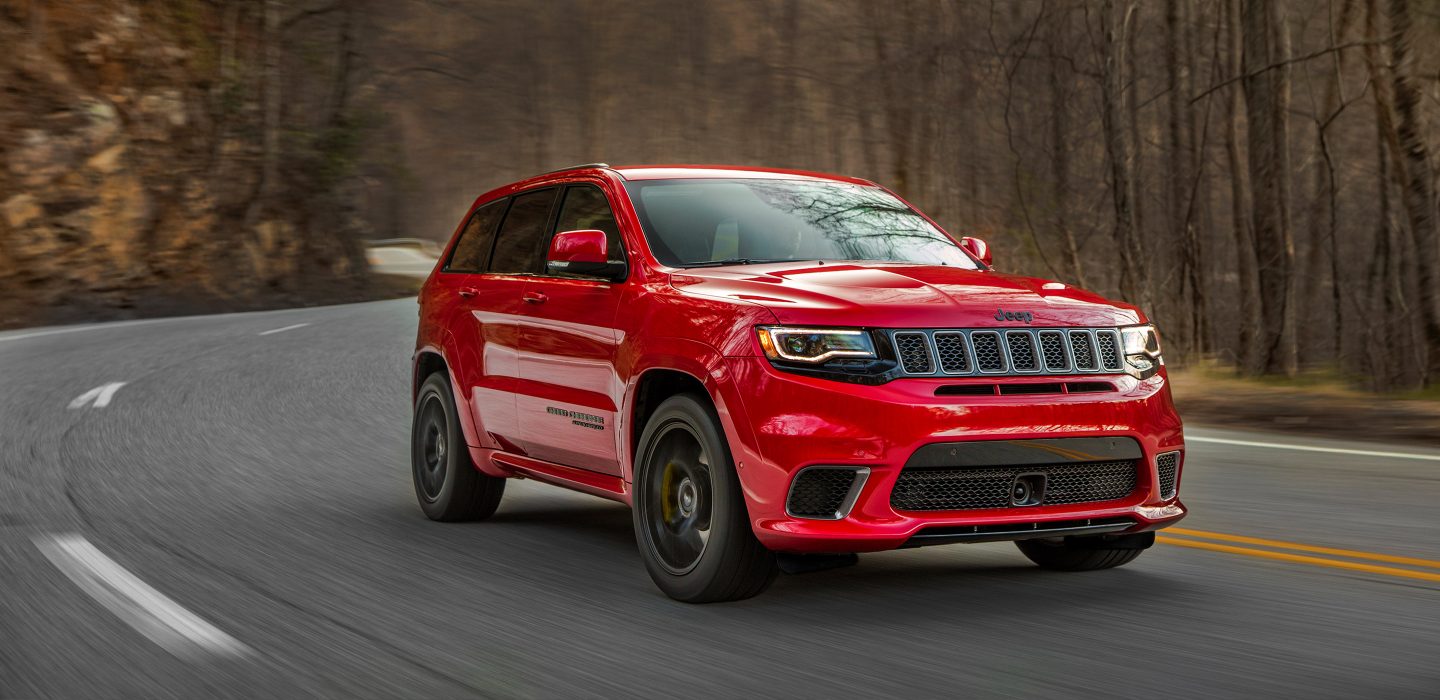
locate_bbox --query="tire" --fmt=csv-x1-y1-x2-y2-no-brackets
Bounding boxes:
412,372,505,522
1015,532,1153,571
632,393,777,603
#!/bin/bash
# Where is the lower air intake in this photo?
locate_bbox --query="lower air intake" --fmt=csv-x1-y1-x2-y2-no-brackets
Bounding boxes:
891,460,1138,511
787,467,868,519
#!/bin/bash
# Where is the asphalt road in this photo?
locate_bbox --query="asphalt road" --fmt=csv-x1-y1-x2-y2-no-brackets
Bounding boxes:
2,298,1438,699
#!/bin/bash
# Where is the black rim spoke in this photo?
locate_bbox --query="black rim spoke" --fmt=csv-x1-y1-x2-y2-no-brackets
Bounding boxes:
415,395,448,502
643,423,714,574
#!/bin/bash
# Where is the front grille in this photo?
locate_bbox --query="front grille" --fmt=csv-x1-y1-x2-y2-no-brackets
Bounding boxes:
787,467,867,519
1156,451,1181,499
887,327,1125,377
890,460,1139,511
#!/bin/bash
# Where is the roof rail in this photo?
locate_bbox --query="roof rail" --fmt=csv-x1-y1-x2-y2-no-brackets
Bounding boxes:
543,162,611,174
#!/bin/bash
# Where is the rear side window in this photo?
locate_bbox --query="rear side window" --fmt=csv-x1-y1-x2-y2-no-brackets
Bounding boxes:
489,189,557,274
553,186,624,263
444,199,506,273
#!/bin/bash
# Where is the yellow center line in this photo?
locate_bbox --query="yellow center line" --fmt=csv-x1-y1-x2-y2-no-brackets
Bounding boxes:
1166,527,1440,570
1157,536,1440,583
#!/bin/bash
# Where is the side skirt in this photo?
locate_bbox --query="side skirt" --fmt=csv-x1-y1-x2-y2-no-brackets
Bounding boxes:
488,450,630,505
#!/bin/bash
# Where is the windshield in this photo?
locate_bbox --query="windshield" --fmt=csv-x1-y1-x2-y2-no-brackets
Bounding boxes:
623,178,980,269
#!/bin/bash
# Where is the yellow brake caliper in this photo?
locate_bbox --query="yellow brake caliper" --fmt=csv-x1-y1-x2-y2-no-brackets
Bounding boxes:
660,462,677,522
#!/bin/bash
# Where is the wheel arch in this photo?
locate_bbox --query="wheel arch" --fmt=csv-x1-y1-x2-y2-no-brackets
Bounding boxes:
412,345,484,449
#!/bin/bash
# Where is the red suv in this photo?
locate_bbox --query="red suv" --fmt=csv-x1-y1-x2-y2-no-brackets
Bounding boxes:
412,164,1185,602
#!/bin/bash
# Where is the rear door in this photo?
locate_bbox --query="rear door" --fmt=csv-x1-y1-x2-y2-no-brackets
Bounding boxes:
514,184,628,475
450,188,558,453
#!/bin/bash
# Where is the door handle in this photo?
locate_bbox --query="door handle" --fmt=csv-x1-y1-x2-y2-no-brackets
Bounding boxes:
457,287,479,298
522,291,548,304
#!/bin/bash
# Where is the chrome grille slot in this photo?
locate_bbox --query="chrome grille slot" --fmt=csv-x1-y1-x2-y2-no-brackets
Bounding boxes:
1005,331,1039,372
1096,330,1122,371
894,332,933,374
1069,330,1097,370
971,331,1006,372
933,332,971,374
1038,331,1069,371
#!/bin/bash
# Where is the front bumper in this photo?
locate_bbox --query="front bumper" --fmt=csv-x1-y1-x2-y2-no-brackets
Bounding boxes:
722,357,1187,553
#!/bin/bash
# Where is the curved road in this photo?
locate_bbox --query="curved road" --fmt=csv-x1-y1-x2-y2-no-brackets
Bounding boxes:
2,299,1438,698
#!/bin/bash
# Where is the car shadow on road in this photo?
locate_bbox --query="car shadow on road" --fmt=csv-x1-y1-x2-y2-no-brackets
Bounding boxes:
484,501,639,552
448,498,1196,621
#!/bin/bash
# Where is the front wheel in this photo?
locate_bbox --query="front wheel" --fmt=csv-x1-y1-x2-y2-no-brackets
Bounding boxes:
412,372,505,521
632,394,777,603
1015,532,1153,571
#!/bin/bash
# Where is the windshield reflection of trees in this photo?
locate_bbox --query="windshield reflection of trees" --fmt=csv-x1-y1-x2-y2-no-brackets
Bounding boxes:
747,183,965,265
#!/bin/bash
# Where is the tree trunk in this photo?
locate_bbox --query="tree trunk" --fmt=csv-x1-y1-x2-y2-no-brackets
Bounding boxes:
1224,0,1264,370
1384,0,1440,382
1241,0,1298,377
1048,10,1087,288
1167,0,1207,359
868,3,913,197
1100,0,1145,304
1123,2,1150,307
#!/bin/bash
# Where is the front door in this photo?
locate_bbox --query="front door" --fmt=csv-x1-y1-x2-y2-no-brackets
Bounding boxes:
514,184,627,475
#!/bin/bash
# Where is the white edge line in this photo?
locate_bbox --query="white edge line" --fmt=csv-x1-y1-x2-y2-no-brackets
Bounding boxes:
0,318,176,344
33,534,250,658
1187,435,1440,462
258,323,310,336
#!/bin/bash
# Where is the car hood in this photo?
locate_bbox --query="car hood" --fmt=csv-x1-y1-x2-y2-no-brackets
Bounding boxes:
669,261,1144,328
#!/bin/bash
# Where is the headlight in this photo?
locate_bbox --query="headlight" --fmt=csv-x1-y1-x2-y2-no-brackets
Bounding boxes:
1120,324,1163,379
757,327,877,364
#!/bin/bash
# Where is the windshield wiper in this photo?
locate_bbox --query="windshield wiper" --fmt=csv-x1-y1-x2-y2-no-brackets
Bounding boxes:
683,258,793,268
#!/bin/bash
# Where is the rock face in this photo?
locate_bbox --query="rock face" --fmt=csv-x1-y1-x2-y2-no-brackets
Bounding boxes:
0,2,372,328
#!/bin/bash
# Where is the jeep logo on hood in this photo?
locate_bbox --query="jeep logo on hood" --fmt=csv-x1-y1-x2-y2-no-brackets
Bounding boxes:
995,308,1034,324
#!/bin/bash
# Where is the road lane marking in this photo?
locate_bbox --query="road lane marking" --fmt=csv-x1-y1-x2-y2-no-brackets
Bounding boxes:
33,534,251,658
258,323,310,336
68,382,127,409
1187,435,1440,461
1168,528,1440,569
1158,535,1440,584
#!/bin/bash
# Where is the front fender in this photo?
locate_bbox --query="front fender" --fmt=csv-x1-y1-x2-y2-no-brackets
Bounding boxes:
622,337,770,518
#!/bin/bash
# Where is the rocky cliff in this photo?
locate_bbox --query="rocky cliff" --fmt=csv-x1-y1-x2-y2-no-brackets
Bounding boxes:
0,1,377,329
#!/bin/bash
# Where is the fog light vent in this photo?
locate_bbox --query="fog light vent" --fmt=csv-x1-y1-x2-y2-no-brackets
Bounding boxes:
1156,451,1181,500
786,467,870,520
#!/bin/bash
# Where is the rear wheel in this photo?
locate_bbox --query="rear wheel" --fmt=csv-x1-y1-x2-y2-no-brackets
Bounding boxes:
412,372,505,521
1015,532,1153,571
633,394,777,602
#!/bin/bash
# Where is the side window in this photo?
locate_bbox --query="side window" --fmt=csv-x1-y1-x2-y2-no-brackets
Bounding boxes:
488,189,557,274
552,186,624,263
443,199,506,273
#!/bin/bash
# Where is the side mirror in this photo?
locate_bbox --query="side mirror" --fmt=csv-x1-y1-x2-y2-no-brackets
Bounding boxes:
960,236,992,267
547,229,626,280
